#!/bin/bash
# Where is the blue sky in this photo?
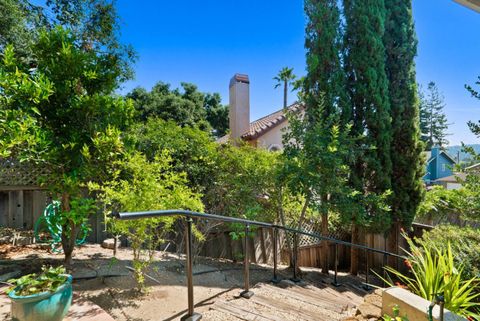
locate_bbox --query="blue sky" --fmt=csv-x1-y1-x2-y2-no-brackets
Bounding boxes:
117,0,480,145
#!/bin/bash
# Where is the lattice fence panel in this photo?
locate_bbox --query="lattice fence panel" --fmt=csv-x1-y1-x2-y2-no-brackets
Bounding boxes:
0,159,50,187
297,220,349,247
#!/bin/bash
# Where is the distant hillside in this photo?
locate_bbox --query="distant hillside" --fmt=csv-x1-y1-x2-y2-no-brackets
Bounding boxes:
447,144,480,163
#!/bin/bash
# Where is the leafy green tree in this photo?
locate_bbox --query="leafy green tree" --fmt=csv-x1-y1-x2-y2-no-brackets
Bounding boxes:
0,0,35,61
126,117,218,192
344,0,393,274
384,0,425,259
300,0,350,273
0,0,135,80
92,152,204,291
274,67,296,109
281,101,354,273
419,82,450,150
0,27,133,265
204,143,281,223
127,82,228,135
204,93,229,137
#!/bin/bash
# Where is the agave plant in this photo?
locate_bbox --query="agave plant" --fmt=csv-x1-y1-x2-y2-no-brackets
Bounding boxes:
378,235,480,320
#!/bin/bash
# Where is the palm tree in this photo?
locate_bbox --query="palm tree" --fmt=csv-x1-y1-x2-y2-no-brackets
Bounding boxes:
274,67,296,109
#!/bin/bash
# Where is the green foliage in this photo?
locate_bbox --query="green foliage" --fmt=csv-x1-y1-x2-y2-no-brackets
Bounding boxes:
6,266,67,297
419,82,450,150
126,117,218,191
420,225,480,279
0,44,53,161
204,143,281,223
91,152,203,290
380,235,480,319
384,0,425,227
0,0,136,80
0,0,34,61
466,76,480,137
304,0,346,119
417,184,480,224
204,92,229,137
382,305,409,321
127,82,228,136
281,101,353,222
344,0,392,194
0,27,133,264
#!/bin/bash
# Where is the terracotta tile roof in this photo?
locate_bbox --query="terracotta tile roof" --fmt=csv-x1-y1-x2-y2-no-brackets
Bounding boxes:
217,102,302,143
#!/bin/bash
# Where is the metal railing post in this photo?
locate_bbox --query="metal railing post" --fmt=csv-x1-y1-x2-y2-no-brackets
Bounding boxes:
383,253,387,288
180,218,202,321
291,232,300,282
363,249,370,291
271,227,280,283
240,224,254,298
332,243,340,287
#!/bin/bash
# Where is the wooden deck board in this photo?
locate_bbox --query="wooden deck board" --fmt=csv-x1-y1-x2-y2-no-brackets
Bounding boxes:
206,279,364,321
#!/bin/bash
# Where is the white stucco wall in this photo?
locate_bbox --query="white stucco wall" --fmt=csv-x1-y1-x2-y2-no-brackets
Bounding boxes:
446,182,462,190
253,121,289,150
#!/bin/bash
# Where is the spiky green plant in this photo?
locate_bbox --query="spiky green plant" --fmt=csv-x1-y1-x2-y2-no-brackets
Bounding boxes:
379,236,480,319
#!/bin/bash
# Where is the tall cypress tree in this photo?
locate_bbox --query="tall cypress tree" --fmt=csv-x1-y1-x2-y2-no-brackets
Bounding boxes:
304,0,346,274
304,0,346,118
344,0,392,274
384,0,425,260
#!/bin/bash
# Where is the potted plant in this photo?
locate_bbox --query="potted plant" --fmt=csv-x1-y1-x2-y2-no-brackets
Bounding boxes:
5,266,72,321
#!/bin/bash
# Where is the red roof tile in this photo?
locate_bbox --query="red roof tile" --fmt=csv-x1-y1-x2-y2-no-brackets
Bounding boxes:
217,102,302,143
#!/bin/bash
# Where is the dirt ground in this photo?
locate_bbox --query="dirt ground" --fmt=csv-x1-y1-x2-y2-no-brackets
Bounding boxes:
0,243,368,321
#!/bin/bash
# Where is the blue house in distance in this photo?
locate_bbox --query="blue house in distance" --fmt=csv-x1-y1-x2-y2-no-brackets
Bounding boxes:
423,146,457,184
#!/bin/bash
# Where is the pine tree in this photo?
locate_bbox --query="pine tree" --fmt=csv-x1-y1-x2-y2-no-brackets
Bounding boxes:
344,0,392,275
419,82,450,150
303,0,346,274
466,76,480,136
384,0,425,262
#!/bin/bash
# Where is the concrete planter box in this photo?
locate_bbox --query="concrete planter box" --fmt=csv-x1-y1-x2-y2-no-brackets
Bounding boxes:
382,287,466,321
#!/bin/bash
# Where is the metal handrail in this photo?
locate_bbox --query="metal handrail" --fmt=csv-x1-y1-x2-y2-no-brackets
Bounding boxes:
114,209,406,259
114,209,406,321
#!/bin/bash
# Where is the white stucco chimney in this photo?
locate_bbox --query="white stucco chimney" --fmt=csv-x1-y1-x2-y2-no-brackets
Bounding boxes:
229,74,250,143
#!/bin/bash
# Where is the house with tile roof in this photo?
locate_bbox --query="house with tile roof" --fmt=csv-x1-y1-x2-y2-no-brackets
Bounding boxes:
217,74,301,150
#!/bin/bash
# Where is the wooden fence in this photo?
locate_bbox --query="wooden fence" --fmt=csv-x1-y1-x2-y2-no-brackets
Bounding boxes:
0,189,48,229
198,223,431,272
0,189,106,243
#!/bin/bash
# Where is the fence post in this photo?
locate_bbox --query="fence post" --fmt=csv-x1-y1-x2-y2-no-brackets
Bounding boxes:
363,248,371,291
240,224,254,298
332,243,340,287
180,218,202,321
271,227,280,283
291,232,301,282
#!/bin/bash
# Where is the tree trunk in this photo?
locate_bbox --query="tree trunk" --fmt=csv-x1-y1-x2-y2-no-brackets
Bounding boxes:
277,187,286,227
60,192,75,266
321,209,329,274
387,221,399,269
297,194,311,229
289,194,310,268
350,223,359,275
283,80,288,109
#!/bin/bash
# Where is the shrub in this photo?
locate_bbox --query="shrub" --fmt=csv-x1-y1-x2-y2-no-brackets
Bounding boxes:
419,225,480,279
6,266,67,296
91,152,203,291
380,235,480,319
